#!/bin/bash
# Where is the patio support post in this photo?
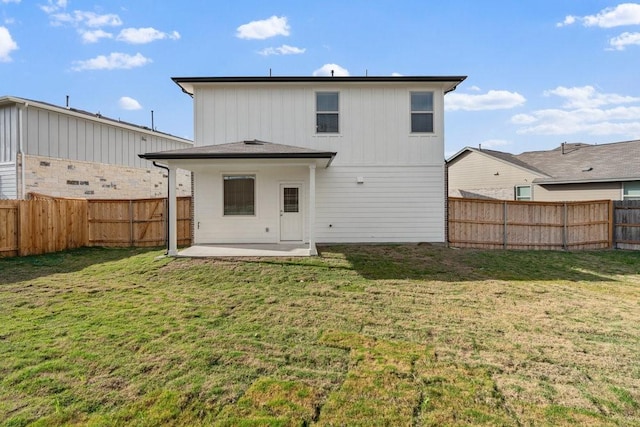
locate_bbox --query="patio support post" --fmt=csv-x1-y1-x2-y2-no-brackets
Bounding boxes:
167,166,178,256
308,164,317,255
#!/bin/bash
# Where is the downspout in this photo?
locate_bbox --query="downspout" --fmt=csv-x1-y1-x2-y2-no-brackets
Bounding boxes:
152,161,170,255
18,103,27,200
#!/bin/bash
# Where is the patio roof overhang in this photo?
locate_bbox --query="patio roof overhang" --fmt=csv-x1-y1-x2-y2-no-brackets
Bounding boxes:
139,139,337,168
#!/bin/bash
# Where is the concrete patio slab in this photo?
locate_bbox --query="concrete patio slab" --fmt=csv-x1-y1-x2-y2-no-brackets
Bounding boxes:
177,243,314,257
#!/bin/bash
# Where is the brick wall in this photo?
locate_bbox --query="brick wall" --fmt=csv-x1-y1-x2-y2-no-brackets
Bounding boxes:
23,154,192,199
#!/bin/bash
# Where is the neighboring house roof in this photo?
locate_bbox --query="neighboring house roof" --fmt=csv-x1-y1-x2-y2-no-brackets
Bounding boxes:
447,146,550,177
448,140,640,185
139,139,337,166
172,75,467,96
0,95,192,144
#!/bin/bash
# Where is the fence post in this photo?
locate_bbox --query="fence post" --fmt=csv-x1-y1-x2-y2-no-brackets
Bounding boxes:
563,203,568,250
609,200,615,249
503,201,508,249
129,200,134,247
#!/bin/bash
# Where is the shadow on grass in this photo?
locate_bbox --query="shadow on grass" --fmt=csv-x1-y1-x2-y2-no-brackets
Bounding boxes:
0,247,163,285
322,244,640,282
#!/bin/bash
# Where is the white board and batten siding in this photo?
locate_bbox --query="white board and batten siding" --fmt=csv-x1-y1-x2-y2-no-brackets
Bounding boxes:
190,81,450,243
194,83,446,166
22,104,191,169
0,105,18,199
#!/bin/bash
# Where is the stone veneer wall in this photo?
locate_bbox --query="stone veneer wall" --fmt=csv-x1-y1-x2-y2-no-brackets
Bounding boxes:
22,154,192,199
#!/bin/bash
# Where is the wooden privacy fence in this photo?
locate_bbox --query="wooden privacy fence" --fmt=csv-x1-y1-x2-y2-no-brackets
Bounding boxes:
0,195,88,257
448,198,613,250
0,194,192,257
89,197,192,247
614,200,640,250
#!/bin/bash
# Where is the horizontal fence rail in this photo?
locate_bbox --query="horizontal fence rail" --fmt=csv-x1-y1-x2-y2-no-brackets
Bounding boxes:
448,198,613,250
1,194,192,257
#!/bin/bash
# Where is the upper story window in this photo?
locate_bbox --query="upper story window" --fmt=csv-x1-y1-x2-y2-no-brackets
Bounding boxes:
223,175,255,216
316,92,339,133
623,181,640,200
410,92,434,133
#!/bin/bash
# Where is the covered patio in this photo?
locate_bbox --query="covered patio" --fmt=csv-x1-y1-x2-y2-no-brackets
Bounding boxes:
139,140,336,257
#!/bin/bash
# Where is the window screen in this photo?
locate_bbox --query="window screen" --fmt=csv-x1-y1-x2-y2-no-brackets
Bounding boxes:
316,92,339,133
223,175,255,215
411,92,434,133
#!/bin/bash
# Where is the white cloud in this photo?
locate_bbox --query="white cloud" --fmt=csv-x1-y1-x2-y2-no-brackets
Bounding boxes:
258,44,305,56
391,72,404,77
312,63,350,76
543,85,640,108
236,15,290,40
557,15,576,27
445,90,526,111
0,26,18,62
513,85,640,137
119,96,142,110
2,0,21,4
116,27,180,44
46,9,122,28
609,31,640,50
514,106,640,136
40,0,67,14
479,139,511,148
558,3,640,28
80,29,113,43
71,52,151,71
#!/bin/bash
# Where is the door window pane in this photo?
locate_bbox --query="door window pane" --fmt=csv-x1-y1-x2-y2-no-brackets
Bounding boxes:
283,187,299,213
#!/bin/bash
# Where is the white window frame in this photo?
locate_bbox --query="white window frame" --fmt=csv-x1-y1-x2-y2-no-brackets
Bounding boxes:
623,181,640,200
515,185,532,201
410,91,435,134
222,174,256,216
316,91,340,134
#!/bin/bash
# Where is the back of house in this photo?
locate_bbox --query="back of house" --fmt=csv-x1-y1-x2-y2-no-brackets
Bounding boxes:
141,75,465,250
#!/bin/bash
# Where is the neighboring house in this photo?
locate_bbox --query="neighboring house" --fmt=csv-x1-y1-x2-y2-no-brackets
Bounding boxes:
0,96,193,200
447,140,640,202
140,75,466,255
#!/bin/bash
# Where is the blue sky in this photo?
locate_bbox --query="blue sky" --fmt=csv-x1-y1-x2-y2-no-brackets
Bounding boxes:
1,1,640,157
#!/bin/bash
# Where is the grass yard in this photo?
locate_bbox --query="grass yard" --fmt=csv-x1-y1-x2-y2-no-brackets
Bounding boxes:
1,245,640,426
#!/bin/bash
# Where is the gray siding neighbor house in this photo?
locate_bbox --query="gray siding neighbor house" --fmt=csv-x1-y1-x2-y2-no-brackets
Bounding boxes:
0,96,193,200
447,140,640,202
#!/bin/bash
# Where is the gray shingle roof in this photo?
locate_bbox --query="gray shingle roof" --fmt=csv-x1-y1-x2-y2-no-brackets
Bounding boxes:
139,140,337,162
516,140,640,183
451,140,640,184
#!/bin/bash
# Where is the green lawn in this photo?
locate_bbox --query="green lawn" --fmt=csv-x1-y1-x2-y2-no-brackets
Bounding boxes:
1,245,639,426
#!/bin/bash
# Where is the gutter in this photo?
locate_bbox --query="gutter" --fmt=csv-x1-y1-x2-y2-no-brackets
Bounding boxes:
152,161,171,255
534,176,640,185
18,103,27,199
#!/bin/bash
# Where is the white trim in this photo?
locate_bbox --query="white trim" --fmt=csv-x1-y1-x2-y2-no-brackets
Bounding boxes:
309,164,317,255
279,182,304,242
167,167,178,256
